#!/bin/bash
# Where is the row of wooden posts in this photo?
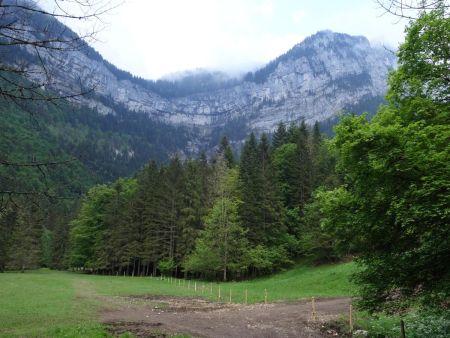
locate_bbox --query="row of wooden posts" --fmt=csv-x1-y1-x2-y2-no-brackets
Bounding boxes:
127,274,410,337
148,274,269,305
120,273,410,337
152,276,353,330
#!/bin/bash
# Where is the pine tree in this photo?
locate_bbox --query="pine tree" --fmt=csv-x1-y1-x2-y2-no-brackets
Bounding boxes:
272,122,288,149
139,161,164,275
294,121,313,209
160,156,185,274
0,207,17,272
218,136,235,168
40,227,53,268
105,178,138,275
7,204,42,272
177,159,209,272
257,134,283,245
287,122,300,143
312,121,321,149
273,143,299,208
238,133,264,243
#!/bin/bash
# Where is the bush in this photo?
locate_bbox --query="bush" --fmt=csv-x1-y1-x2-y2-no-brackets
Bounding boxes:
357,311,450,338
404,312,450,338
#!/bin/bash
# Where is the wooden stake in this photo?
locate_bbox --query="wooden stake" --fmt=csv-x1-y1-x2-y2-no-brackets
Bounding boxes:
245,289,248,305
349,304,353,333
400,320,406,338
188,280,190,289
210,283,213,294
311,297,317,321
264,288,268,304
218,285,221,301
195,281,197,292
229,289,232,303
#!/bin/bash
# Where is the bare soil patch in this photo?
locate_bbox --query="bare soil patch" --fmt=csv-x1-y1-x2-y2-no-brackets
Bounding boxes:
101,295,351,337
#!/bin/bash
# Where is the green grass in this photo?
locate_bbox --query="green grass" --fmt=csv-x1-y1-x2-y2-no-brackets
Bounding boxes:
0,269,105,337
78,261,357,304
0,262,357,337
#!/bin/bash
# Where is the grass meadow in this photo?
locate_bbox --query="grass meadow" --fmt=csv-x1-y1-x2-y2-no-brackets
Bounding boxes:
0,261,357,337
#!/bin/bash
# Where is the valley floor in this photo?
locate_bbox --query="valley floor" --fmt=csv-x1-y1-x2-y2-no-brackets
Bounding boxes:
102,294,350,337
0,262,356,337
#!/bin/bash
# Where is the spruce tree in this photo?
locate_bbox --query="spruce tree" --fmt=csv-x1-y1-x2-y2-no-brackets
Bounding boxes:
177,159,209,272
312,121,321,148
108,178,139,275
257,134,283,244
238,133,264,243
294,121,313,209
0,207,16,272
218,136,235,168
7,204,42,272
161,156,185,273
287,122,300,143
272,122,288,149
140,161,165,275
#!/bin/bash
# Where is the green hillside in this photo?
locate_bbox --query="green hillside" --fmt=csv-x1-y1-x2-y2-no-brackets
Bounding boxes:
0,96,191,270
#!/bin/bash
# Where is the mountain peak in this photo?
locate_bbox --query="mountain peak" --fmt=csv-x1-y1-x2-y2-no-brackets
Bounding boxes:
4,6,396,144
299,30,371,49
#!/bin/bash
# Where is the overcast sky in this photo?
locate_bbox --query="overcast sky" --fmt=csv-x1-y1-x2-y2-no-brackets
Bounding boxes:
42,0,411,80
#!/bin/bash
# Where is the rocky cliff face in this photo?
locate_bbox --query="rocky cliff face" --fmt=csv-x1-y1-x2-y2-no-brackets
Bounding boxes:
21,27,396,141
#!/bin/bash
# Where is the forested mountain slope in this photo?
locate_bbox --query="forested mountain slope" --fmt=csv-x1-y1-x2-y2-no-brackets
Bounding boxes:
3,1,396,149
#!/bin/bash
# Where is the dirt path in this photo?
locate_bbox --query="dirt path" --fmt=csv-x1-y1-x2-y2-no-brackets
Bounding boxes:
101,295,350,337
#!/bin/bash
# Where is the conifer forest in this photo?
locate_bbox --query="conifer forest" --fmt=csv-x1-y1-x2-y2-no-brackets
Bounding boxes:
0,1,449,337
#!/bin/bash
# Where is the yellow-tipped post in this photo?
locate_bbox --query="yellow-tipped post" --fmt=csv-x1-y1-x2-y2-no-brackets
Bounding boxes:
311,297,317,321
349,304,353,333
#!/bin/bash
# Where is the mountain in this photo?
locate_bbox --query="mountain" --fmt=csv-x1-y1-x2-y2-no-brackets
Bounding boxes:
3,3,396,156
38,33,393,130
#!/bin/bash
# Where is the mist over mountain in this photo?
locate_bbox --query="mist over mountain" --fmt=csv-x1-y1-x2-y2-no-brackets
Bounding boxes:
3,4,396,161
